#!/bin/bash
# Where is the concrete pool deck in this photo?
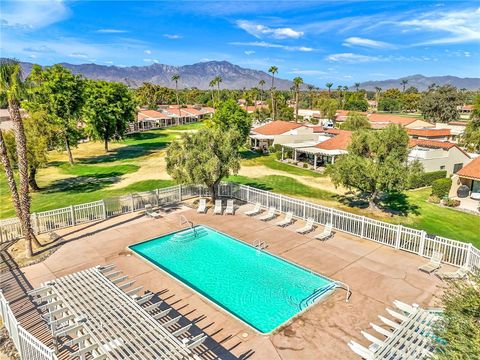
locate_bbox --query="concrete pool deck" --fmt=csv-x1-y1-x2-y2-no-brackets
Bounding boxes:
7,203,451,359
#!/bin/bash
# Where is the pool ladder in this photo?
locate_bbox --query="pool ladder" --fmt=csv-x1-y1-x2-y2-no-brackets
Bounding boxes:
253,240,268,250
180,215,196,236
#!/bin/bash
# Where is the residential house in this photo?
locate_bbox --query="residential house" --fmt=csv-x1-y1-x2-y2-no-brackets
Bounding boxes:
137,110,175,130
450,156,480,198
408,139,471,175
249,121,307,150
406,128,453,142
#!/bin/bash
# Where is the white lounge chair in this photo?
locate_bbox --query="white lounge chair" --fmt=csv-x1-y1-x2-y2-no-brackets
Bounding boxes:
347,340,374,360
436,264,470,280
225,199,235,215
258,207,276,221
315,224,333,240
197,198,207,214
295,218,315,234
393,300,418,315
244,203,262,216
275,212,294,227
418,251,443,273
386,308,409,322
213,200,222,215
144,204,161,218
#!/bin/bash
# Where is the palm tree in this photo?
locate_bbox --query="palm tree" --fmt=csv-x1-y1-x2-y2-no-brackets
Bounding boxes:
354,82,360,92
209,79,216,106
259,79,266,103
171,74,181,120
307,84,315,109
326,82,333,95
268,66,278,120
0,59,41,257
375,86,382,108
293,77,304,123
213,75,222,104
401,79,408,92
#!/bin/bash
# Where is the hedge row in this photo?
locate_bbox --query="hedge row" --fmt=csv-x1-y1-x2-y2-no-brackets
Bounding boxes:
431,178,452,198
408,170,447,189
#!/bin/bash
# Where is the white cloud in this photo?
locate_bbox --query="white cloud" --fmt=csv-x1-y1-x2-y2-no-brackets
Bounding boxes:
230,41,314,52
289,69,328,75
236,20,303,39
144,49,152,54
96,29,128,33
23,45,53,53
327,53,382,63
343,37,394,49
104,61,114,65
244,50,255,55
69,52,89,59
143,58,159,63
1,0,70,28
399,7,480,45
163,34,182,39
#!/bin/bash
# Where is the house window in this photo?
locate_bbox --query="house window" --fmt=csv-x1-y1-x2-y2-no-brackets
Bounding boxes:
440,165,445,170
453,163,463,173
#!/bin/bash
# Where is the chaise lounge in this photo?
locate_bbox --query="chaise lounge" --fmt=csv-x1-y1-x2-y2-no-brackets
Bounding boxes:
418,251,443,273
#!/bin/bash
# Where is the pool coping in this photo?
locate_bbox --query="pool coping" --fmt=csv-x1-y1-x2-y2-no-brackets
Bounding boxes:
127,224,340,335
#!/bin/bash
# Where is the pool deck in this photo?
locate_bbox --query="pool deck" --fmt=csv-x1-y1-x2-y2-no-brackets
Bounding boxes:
10,203,451,359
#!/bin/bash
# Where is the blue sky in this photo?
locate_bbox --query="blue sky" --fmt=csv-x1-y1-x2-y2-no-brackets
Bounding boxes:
1,0,479,86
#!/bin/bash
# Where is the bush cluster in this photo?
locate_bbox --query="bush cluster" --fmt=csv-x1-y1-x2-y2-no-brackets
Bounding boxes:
431,178,452,198
409,170,447,189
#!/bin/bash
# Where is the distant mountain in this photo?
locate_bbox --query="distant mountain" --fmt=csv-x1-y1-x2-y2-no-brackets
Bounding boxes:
13,60,299,90
357,74,480,91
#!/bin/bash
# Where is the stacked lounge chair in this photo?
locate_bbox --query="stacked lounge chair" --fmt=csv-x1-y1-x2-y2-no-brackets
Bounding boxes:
315,224,333,240
145,204,161,219
436,264,470,280
224,199,235,215
213,200,223,215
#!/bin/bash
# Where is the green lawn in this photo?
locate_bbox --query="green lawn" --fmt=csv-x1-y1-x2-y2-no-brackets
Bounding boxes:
1,120,479,247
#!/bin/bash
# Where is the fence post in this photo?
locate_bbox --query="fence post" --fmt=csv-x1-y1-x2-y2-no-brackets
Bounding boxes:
130,193,135,212
330,208,334,225
465,243,473,267
360,216,365,239
156,188,160,206
179,184,183,200
418,231,426,257
246,186,250,203
70,205,76,226
101,199,107,219
303,200,306,219
395,225,402,249
279,195,283,212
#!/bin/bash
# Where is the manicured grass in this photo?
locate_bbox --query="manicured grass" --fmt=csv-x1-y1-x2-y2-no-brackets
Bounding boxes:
241,153,324,178
164,122,205,131
228,175,336,202
58,164,140,176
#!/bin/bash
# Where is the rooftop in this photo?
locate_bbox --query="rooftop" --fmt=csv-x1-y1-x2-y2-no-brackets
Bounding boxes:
457,156,480,180
407,128,451,137
252,120,304,136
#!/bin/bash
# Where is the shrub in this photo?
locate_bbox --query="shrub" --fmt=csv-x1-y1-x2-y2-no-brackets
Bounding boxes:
409,170,447,189
303,163,309,168
443,198,460,207
428,195,441,204
431,178,452,198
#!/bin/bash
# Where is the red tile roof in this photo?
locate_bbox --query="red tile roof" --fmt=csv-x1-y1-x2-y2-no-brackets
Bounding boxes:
138,110,170,119
315,131,352,150
162,108,196,117
252,121,304,136
182,107,203,116
407,128,451,137
457,156,480,180
408,139,457,150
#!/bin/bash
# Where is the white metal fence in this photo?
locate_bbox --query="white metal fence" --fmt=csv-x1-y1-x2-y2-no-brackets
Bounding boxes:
0,291,57,360
0,183,478,269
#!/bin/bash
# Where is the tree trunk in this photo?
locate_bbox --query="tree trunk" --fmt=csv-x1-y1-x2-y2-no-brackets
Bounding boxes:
368,191,380,210
0,129,23,219
295,90,299,123
65,135,74,165
29,166,40,191
271,91,275,121
209,184,217,203
9,100,41,256
104,137,109,152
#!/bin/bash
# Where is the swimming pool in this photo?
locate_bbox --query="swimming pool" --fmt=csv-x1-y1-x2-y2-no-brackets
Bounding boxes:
130,225,336,333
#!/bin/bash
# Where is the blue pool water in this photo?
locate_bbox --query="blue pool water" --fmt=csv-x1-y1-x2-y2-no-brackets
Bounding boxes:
130,225,335,333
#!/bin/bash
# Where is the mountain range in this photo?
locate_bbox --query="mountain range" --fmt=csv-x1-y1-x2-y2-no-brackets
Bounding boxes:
15,60,297,90
10,59,480,91
357,74,480,91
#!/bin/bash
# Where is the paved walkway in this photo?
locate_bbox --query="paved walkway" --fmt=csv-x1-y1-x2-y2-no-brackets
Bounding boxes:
10,203,450,359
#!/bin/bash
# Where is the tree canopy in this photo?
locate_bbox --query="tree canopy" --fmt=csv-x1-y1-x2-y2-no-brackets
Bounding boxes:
419,85,461,123
340,111,370,130
166,127,241,200
82,80,136,152
207,99,252,145
328,125,414,208
25,64,84,164
461,94,480,152
434,271,480,359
